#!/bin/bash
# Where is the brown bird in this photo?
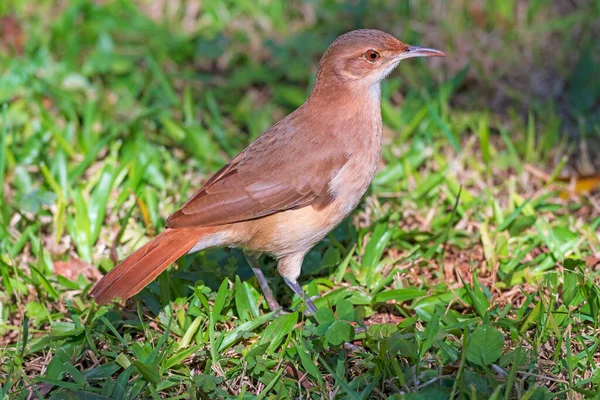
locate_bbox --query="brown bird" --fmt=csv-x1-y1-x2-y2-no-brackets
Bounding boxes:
90,29,445,315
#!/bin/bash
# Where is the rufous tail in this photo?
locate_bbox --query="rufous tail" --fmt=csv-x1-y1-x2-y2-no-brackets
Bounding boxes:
90,228,210,304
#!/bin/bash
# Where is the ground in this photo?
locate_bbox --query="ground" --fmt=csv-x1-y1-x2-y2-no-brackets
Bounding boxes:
1,0,600,399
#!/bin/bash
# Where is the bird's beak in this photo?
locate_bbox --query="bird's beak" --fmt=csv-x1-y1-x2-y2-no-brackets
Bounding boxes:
397,45,446,60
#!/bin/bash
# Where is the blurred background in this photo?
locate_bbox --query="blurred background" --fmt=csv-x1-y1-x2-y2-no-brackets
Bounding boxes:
2,0,599,161
1,0,600,397
1,0,599,273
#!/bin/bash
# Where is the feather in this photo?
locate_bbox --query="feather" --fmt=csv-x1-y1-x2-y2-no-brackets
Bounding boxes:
90,228,211,304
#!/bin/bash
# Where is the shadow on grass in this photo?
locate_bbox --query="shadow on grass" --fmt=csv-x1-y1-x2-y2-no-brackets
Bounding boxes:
137,218,359,312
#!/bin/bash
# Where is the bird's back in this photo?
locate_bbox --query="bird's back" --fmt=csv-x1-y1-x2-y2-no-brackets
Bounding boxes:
167,93,382,230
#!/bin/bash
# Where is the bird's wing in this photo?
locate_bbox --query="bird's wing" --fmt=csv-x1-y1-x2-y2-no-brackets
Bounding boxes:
166,126,348,228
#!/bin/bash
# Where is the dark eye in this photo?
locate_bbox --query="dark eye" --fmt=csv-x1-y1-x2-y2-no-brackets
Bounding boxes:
364,50,380,61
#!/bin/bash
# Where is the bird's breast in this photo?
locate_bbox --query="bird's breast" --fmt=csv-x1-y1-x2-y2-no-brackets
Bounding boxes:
329,118,383,216
232,110,383,258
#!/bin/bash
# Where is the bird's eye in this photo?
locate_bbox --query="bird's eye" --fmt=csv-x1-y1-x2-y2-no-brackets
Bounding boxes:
364,50,380,61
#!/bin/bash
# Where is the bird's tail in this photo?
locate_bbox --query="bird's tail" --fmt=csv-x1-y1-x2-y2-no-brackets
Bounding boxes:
90,228,213,304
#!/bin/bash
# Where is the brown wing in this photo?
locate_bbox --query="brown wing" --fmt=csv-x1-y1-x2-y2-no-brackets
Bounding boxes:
166,120,348,228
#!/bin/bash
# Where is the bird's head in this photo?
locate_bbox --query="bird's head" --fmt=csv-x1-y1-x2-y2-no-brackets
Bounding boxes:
315,29,445,91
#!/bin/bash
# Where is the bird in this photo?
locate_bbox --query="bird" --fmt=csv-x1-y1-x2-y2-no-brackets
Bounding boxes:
90,29,445,315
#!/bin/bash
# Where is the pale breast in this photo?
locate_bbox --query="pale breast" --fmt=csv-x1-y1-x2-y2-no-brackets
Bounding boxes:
233,130,382,258
231,204,339,257
329,118,383,216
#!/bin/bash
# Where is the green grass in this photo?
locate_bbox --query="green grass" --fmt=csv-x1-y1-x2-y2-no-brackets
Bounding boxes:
1,0,600,399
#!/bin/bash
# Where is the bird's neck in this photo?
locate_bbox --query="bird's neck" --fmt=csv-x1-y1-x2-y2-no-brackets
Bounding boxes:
305,78,382,123
298,79,383,159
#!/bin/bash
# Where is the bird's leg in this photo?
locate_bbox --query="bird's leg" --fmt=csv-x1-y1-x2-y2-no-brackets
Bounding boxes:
278,256,367,351
278,254,319,317
244,251,282,313
283,277,318,317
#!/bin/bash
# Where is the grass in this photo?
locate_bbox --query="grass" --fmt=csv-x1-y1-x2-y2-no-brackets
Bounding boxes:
1,0,600,398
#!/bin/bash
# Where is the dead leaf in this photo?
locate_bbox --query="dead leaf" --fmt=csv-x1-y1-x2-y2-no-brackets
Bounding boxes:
559,175,600,198
366,311,404,325
54,257,103,282
26,382,54,400
586,255,600,270
284,362,315,389
0,15,25,55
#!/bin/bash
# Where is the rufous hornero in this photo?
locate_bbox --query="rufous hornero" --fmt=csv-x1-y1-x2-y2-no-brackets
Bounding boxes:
90,29,445,316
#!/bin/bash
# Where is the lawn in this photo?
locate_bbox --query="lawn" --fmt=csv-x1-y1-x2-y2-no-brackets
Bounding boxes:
1,0,600,399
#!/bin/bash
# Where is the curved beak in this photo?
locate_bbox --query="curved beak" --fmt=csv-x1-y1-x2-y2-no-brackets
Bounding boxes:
398,45,446,60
